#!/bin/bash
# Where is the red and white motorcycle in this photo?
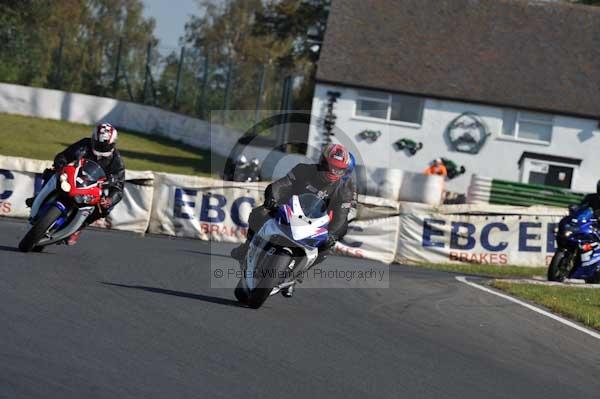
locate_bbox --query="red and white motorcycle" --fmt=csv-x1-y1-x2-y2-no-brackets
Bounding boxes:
19,159,108,252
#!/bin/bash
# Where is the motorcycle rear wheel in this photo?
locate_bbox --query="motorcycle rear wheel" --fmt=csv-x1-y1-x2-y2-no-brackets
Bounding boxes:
18,206,62,253
547,250,571,282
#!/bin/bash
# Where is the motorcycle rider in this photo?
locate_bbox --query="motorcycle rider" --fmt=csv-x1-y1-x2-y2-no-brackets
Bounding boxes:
26,123,125,245
580,180,600,213
424,158,448,177
230,143,356,297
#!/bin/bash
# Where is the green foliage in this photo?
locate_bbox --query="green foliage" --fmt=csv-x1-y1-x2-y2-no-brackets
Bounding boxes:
410,263,546,278
0,0,331,125
178,0,331,116
254,0,330,68
0,0,156,98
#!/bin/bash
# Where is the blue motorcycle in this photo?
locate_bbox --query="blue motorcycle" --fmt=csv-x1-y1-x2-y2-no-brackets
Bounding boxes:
548,205,600,283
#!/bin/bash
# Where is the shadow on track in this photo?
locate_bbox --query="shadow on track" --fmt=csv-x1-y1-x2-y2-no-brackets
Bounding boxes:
0,245,22,253
180,250,232,260
101,282,246,308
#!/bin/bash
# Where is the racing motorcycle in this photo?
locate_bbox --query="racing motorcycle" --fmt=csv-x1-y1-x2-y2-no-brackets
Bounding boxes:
18,159,108,252
548,205,600,283
234,193,330,309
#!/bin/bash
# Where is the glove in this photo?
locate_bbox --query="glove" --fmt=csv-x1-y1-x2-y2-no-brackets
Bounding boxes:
53,157,67,170
264,197,278,210
325,234,337,250
100,197,113,210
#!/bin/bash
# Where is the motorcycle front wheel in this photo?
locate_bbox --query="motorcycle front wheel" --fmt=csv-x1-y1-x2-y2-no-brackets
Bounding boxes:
547,249,572,282
18,206,63,253
235,250,292,309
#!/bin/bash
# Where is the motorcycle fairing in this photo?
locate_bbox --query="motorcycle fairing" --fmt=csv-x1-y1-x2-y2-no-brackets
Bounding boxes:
284,195,330,242
30,174,57,221
245,219,319,291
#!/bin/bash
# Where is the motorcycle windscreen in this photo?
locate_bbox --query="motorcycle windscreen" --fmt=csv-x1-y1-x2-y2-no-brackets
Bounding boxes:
77,159,106,188
285,194,330,242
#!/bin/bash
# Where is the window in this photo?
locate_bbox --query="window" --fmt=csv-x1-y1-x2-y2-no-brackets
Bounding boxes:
518,152,581,189
354,90,424,125
501,110,553,144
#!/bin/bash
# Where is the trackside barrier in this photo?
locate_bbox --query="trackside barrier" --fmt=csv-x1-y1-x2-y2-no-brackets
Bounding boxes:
468,174,584,207
0,155,567,267
0,83,243,158
395,202,566,267
355,165,444,204
148,173,268,242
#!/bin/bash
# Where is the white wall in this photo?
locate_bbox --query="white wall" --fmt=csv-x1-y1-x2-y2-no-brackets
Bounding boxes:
308,83,600,193
0,82,245,154
0,83,307,180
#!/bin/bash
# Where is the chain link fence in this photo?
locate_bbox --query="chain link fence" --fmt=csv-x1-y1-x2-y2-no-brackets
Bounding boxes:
3,37,303,131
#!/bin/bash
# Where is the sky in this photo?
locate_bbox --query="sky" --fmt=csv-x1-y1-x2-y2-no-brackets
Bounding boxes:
142,0,202,48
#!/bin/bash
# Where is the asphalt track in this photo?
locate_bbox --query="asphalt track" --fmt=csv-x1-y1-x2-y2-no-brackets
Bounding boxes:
0,217,598,399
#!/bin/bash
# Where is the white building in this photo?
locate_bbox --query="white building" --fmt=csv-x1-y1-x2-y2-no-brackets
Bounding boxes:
307,0,600,194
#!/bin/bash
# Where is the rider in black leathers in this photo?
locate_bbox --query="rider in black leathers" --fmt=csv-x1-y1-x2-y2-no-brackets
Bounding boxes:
580,180,600,213
28,123,125,245
231,144,356,297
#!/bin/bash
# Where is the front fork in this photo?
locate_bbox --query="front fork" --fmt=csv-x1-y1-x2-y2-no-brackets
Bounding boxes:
561,248,577,279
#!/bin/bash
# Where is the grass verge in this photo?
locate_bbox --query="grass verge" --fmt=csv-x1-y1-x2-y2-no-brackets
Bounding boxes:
0,113,225,176
409,262,546,278
491,281,600,331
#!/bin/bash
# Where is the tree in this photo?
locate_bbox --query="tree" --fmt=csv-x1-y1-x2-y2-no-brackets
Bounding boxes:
180,0,330,125
252,0,330,112
253,0,330,69
0,0,156,99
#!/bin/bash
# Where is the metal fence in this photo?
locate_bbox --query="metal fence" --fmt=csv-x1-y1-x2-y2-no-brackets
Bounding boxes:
8,38,302,130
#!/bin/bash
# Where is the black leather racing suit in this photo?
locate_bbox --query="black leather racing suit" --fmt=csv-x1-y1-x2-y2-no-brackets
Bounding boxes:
247,163,355,251
580,194,600,213
52,138,125,223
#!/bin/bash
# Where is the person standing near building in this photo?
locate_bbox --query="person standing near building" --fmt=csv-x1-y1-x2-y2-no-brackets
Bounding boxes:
424,158,448,178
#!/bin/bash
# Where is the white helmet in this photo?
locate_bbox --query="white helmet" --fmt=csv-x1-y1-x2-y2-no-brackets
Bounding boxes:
91,123,118,157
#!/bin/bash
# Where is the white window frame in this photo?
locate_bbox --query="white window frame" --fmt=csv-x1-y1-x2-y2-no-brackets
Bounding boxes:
500,110,554,145
352,90,424,128
519,158,578,189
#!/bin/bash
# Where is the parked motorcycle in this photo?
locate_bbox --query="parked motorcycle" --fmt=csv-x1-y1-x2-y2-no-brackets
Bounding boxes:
234,193,330,309
19,159,108,252
548,205,600,283
222,154,261,182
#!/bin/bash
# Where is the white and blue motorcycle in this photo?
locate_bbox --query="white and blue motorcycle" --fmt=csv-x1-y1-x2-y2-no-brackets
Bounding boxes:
234,193,330,309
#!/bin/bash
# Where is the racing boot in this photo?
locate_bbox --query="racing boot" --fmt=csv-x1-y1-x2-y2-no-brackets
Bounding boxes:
230,241,249,263
281,284,294,298
66,231,82,246
313,251,328,267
